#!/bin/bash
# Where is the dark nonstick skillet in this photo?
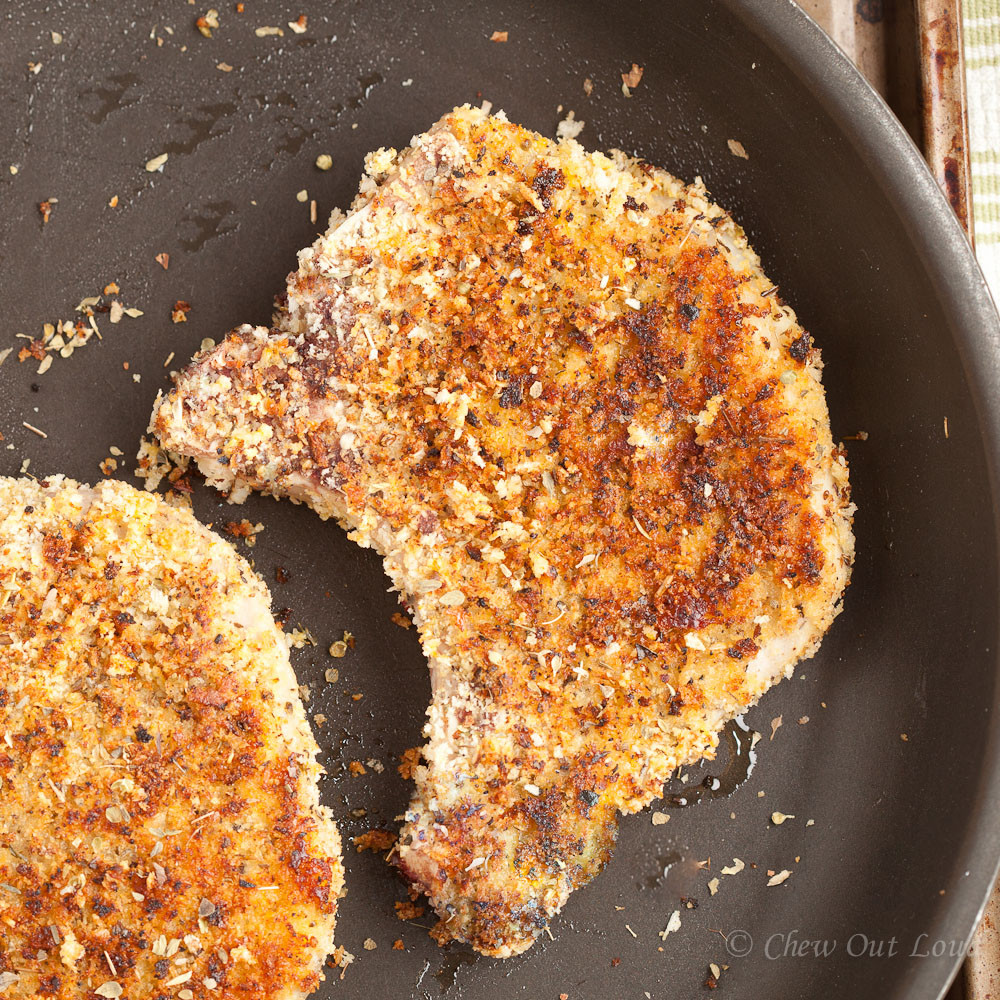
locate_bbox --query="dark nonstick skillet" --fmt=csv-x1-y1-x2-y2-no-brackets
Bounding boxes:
2,1,999,997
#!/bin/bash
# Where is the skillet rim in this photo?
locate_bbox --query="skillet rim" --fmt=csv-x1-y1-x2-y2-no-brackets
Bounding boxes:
725,2,1000,997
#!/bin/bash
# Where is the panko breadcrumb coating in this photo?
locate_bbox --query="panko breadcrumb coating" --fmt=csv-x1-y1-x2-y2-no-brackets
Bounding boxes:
0,476,343,998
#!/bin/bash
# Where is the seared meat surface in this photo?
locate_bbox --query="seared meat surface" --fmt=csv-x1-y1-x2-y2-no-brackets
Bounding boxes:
0,477,343,998
151,106,854,957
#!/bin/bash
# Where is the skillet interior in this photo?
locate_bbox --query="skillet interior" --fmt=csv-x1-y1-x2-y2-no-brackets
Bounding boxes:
1,1,999,997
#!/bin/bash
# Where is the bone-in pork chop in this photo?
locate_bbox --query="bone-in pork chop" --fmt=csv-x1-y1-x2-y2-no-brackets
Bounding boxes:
151,106,854,957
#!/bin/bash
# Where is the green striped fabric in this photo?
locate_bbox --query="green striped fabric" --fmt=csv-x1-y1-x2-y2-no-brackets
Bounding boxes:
964,1,1000,299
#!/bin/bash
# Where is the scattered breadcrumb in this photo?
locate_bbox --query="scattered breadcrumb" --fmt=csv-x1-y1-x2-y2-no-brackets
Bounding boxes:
135,435,187,491
172,300,192,323
583,77,593,96
394,899,425,921
651,811,669,826
296,189,308,202
720,858,745,876
798,715,809,725
392,939,404,950
330,945,354,979
621,63,643,96
490,30,508,42
727,139,749,160
255,25,283,37
353,829,396,853
155,252,170,269
362,938,377,951
217,61,233,72
348,760,367,776
288,15,307,33
398,746,421,780
770,811,794,825
391,611,412,629
658,910,681,940
315,154,333,171
556,110,584,141
707,877,719,896
622,63,644,87
770,715,783,740
195,9,219,37
287,627,315,649
767,869,792,886
38,198,57,224
223,519,263,545
329,640,348,657
145,153,168,172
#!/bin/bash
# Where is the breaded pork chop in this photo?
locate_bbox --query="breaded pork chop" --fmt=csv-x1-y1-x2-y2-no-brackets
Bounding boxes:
151,106,854,957
0,476,343,998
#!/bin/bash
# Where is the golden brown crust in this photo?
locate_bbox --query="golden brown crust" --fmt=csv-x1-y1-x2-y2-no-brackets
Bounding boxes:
0,476,342,998
152,106,853,957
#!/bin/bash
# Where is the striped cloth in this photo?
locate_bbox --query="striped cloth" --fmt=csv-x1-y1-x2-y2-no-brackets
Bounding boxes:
965,0,1000,300
964,13,1000,999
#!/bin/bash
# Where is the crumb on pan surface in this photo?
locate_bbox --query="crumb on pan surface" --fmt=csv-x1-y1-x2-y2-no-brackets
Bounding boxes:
151,105,854,957
0,475,343,998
